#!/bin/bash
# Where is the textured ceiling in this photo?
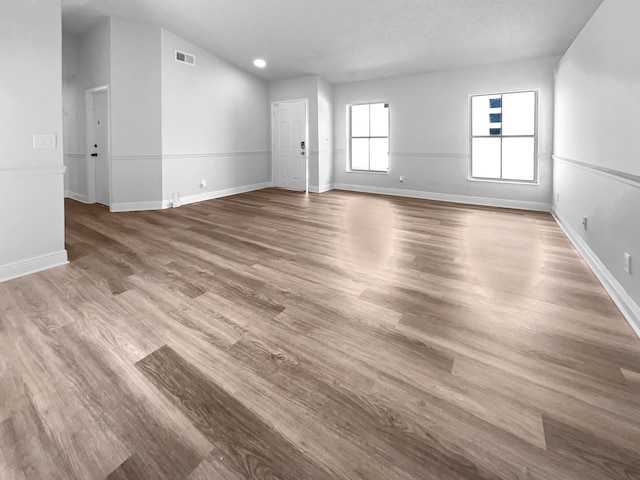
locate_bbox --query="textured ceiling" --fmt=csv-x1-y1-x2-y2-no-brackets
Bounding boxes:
61,0,604,84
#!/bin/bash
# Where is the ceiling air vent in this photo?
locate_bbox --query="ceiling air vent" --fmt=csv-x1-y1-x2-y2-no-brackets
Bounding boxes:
175,50,196,66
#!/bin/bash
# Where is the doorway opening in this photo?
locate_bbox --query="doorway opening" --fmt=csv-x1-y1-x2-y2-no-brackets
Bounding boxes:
85,86,111,206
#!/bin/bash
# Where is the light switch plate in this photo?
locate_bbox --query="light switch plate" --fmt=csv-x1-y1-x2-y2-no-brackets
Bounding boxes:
33,134,57,149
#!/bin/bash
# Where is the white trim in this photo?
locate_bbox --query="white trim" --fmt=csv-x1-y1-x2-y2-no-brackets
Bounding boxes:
336,151,551,161
553,155,640,188
345,169,389,175
392,152,469,159
65,191,90,203
308,184,334,194
111,155,163,162
0,250,69,283
552,208,640,339
162,151,270,160
333,183,551,212
110,201,165,213
110,182,274,212
85,85,109,95
162,181,274,209
0,166,65,177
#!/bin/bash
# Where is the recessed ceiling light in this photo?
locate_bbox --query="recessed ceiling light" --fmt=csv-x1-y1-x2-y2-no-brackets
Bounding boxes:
253,58,266,68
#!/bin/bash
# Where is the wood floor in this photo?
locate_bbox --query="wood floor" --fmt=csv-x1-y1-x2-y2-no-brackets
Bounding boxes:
1,188,640,480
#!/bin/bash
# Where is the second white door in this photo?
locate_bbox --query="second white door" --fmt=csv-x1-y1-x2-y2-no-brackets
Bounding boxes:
273,100,307,191
92,90,109,206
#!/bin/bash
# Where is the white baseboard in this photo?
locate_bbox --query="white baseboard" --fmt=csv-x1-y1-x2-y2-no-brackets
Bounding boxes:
104,182,274,212
163,181,274,209
110,201,165,213
65,191,90,204
552,208,640,339
308,184,334,194
333,183,551,212
0,250,69,283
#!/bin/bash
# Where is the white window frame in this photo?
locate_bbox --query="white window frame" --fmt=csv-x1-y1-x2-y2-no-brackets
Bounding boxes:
348,102,390,173
469,90,539,184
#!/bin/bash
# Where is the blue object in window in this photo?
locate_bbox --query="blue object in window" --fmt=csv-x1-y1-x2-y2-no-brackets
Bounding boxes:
490,98,502,108
489,113,502,123
490,128,501,135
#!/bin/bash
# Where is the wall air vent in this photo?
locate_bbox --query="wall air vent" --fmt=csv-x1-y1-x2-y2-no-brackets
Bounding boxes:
175,50,196,66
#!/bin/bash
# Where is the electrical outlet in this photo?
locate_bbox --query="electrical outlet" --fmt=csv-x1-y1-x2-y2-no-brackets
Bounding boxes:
582,217,588,230
200,179,207,188
399,176,404,183
625,252,632,274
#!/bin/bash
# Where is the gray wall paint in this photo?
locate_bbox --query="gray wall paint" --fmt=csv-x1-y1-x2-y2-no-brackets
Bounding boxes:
554,160,639,309
332,56,558,209
554,0,640,178
161,29,270,203
62,32,83,196
110,16,163,206
0,0,67,278
63,19,111,200
65,19,269,209
78,19,111,93
317,76,334,191
554,0,640,312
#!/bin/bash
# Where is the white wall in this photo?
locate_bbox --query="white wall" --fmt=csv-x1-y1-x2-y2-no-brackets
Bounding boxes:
65,18,270,211
161,29,270,205
64,18,111,202
332,57,558,211
553,0,640,332
62,32,85,199
317,77,334,192
554,0,640,177
110,16,163,209
78,19,111,92
0,0,67,281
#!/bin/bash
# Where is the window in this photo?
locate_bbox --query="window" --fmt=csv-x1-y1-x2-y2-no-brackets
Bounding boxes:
349,103,389,172
470,91,537,182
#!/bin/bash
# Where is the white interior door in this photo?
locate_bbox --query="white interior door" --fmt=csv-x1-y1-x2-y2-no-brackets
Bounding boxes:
92,91,110,206
273,100,307,191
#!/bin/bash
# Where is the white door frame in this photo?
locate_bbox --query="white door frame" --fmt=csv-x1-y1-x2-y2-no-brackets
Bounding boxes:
84,85,111,205
271,98,309,192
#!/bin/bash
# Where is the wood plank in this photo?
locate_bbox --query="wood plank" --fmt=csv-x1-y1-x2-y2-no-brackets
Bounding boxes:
542,415,640,479
135,345,336,480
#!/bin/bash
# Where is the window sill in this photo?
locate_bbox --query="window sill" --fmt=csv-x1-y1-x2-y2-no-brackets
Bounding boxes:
346,170,389,175
467,177,539,186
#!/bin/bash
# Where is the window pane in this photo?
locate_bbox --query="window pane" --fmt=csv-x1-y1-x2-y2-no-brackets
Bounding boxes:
351,105,369,137
351,138,369,170
370,103,389,137
370,138,389,171
472,95,501,136
502,137,535,181
502,91,535,136
472,138,501,178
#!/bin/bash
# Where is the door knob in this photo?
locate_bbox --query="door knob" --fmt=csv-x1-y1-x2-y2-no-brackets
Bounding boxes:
91,153,98,157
